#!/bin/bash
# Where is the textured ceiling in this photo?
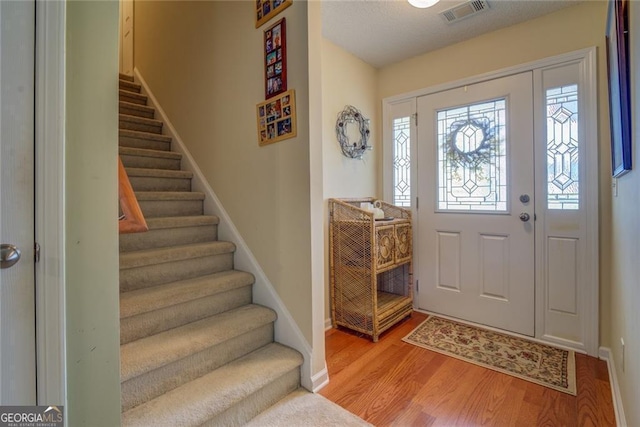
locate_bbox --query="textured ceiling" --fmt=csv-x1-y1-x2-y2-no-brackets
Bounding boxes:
322,0,582,68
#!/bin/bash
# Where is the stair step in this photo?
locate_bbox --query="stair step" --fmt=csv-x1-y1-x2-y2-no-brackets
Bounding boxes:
119,101,155,119
119,89,147,106
119,215,219,252
120,241,234,269
136,191,204,218
121,343,302,426
117,72,305,426
120,241,235,291
246,389,372,427
120,73,134,82
120,114,163,134
120,129,172,151
120,79,142,93
120,304,275,412
125,167,192,192
121,304,274,381
120,270,254,344
119,146,181,171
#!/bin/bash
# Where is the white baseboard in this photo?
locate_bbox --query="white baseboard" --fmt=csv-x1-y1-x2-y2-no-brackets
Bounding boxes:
325,317,332,331
599,347,627,427
133,68,315,390
311,365,329,393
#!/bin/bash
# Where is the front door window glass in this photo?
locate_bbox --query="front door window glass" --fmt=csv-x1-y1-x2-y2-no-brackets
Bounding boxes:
437,99,507,211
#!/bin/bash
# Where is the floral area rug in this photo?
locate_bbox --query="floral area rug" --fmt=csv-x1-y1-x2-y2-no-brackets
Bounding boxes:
402,316,576,395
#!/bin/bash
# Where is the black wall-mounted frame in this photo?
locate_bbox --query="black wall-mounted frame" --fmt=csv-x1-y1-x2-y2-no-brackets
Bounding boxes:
606,0,632,177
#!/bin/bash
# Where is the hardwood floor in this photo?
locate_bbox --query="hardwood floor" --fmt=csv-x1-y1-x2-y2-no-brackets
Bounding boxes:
320,312,615,426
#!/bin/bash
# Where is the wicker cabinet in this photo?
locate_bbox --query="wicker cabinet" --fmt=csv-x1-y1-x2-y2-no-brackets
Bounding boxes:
329,198,413,342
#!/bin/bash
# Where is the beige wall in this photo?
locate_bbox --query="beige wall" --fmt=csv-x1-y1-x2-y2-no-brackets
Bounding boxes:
321,38,379,321
134,1,313,342
65,1,122,425
378,1,612,347
609,2,640,425
321,38,379,199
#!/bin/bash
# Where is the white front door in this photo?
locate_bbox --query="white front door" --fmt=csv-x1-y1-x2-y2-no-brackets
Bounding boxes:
0,0,36,403
416,72,535,336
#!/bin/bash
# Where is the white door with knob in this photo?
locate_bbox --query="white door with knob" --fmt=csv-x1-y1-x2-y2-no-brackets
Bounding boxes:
416,72,535,336
0,0,36,403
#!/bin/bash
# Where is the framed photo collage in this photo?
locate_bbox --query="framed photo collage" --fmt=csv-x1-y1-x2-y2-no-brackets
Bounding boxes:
255,2,296,146
257,90,296,146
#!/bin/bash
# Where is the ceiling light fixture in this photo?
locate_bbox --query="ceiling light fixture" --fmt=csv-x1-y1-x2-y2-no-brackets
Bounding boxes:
408,0,440,9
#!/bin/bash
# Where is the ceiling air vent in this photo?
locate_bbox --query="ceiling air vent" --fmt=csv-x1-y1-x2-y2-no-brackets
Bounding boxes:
440,0,490,24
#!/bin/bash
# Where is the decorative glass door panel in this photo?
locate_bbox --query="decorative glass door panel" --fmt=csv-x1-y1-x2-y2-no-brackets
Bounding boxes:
393,117,412,207
546,84,579,210
416,72,535,336
437,99,507,211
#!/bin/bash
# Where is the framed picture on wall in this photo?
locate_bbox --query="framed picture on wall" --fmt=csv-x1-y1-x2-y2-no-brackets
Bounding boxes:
255,0,292,29
257,89,297,146
264,18,287,99
606,0,632,177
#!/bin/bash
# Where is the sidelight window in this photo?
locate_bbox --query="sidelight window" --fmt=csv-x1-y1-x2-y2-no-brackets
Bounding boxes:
546,84,579,210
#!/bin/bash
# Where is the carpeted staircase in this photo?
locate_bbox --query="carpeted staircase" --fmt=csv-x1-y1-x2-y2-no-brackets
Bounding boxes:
117,73,308,426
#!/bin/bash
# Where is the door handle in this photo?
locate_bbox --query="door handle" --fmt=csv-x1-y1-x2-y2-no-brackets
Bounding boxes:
519,213,530,222
1,244,21,269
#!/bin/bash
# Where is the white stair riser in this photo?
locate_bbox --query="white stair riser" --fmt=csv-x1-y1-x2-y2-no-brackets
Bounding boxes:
121,324,273,412
120,253,234,292
120,285,252,344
